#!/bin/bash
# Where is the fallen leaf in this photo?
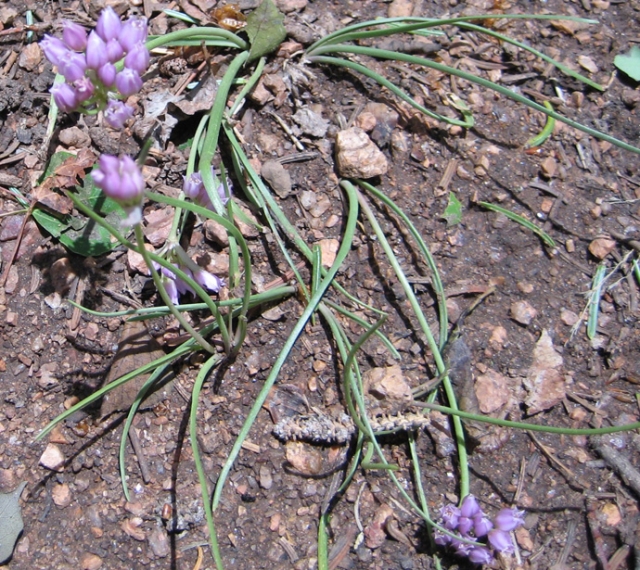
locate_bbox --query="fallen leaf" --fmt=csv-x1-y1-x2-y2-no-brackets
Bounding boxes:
245,0,287,62
0,482,27,564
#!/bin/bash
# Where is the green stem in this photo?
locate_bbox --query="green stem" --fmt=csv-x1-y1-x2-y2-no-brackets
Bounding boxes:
190,355,224,569
355,188,469,497
211,178,360,511
146,27,247,51
199,51,250,215
309,45,640,154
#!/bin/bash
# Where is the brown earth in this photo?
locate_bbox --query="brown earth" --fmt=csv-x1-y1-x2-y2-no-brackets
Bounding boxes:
1,0,640,569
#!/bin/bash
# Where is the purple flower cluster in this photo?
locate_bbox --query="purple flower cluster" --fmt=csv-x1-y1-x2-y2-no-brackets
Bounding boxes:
183,169,231,211
40,7,149,128
434,495,524,565
91,154,145,225
155,259,224,306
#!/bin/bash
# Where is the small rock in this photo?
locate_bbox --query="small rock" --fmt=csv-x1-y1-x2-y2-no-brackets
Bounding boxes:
285,442,323,475
52,483,72,508
18,42,41,71
38,362,59,390
81,553,103,570
488,325,507,349
517,281,534,294
335,128,388,179
560,309,579,326
577,54,599,74
510,300,537,325
261,160,291,198
388,0,414,17
148,525,170,558
122,517,146,541
292,107,329,138
356,111,377,132
365,365,412,401
364,504,394,549
259,465,273,490
588,237,616,260
143,208,174,247
515,527,534,551
598,503,622,527
523,330,565,414
318,238,339,268
540,156,557,178
58,127,91,148
275,0,308,13
39,444,65,472
475,369,510,414
126,244,154,275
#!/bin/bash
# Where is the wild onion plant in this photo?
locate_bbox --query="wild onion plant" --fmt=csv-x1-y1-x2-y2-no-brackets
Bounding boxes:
34,3,640,569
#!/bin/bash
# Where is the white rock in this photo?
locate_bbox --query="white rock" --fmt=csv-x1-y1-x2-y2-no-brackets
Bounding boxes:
335,128,388,179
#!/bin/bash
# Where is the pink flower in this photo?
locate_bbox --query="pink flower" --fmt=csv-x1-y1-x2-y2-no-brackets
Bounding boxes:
118,16,148,52
62,20,87,51
115,68,143,97
494,508,525,532
92,154,144,204
104,100,134,129
95,7,122,42
51,82,78,112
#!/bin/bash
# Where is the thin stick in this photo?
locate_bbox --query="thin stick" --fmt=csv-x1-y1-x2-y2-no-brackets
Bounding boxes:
128,427,152,484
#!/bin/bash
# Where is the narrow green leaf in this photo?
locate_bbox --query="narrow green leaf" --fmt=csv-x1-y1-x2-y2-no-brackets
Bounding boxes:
245,0,286,62
442,192,463,226
614,45,640,81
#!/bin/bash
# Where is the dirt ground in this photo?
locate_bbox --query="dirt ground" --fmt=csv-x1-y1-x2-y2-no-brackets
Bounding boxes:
1,0,640,568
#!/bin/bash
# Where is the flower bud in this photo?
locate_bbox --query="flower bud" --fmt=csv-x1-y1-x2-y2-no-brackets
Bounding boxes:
105,38,124,63
95,7,122,42
85,31,108,70
183,173,204,199
60,52,87,83
457,516,473,535
115,68,143,97
119,16,148,52
51,82,78,112
62,20,87,51
488,529,514,554
163,277,179,305
468,547,493,565
124,43,150,75
104,100,134,129
433,530,450,546
41,35,70,67
472,513,493,538
74,76,94,103
97,62,117,87
440,504,461,531
494,508,525,532
194,268,223,293
459,495,481,518
174,268,195,297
